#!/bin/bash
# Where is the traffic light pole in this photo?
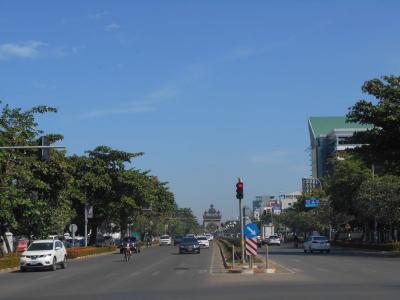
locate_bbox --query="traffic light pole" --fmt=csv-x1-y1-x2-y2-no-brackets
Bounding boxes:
239,198,245,265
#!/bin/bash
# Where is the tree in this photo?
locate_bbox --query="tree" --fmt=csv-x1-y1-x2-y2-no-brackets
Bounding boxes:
0,103,70,251
347,75,400,174
324,153,371,219
354,175,400,239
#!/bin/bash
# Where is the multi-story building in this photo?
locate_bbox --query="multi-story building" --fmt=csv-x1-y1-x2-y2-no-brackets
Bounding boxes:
308,116,372,179
279,191,301,210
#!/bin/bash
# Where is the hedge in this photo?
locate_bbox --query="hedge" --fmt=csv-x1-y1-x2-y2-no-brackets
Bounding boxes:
67,246,117,259
333,240,400,251
0,253,19,270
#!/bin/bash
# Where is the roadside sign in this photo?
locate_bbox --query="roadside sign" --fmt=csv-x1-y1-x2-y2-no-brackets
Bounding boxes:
245,237,258,256
305,197,320,208
69,224,78,234
244,223,259,238
86,206,93,218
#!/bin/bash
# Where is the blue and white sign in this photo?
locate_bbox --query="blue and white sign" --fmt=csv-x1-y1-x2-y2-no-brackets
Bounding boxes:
305,197,320,208
244,223,259,238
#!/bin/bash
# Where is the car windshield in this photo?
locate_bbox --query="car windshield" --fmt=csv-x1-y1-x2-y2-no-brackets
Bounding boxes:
161,235,170,239
182,237,197,244
27,242,53,251
197,237,207,240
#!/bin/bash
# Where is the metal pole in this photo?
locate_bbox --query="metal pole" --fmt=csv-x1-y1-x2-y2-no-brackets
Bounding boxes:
266,243,269,269
239,198,245,265
232,245,235,269
84,205,88,247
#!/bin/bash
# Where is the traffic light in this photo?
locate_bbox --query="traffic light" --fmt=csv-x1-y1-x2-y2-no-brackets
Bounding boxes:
236,181,244,199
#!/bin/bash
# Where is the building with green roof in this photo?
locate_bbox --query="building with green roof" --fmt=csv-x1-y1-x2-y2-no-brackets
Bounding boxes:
308,116,372,179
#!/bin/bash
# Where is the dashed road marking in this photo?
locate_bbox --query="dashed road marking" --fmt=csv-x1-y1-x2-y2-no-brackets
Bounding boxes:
315,267,329,273
198,269,207,274
129,271,141,277
152,271,160,276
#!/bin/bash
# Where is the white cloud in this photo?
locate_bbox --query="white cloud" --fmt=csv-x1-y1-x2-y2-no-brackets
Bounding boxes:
81,103,154,119
0,40,46,60
81,85,178,119
89,12,108,19
105,23,120,32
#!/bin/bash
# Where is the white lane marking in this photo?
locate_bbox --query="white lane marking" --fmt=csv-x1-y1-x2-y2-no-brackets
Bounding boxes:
291,268,302,273
129,271,141,277
152,271,160,276
209,244,216,275
291,258,301,262
315,267,329,273
175,270,187,275
37,275,52,280
198,269,207,274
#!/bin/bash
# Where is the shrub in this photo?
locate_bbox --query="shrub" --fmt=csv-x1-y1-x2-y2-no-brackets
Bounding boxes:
333,240,400,251
67,246,116,259
0,253,20,270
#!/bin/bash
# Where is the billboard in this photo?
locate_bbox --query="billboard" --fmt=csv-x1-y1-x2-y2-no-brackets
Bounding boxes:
305,197,320,208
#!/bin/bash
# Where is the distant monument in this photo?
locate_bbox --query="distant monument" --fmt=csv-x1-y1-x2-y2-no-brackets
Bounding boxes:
203,204,222,232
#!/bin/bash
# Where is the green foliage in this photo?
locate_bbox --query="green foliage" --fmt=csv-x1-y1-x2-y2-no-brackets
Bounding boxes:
347,75,400,174
0,102,179,243
354,175,400,228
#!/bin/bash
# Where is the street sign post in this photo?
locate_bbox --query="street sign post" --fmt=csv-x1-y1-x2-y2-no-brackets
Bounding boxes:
69,224,78,248
244,223,259,238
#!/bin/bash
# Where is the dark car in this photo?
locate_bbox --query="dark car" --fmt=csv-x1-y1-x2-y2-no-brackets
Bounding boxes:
179,237,200,254
119,237,141,254
174,235,184,246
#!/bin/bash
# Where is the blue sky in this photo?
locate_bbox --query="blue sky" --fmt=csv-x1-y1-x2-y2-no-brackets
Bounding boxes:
1,1,400,221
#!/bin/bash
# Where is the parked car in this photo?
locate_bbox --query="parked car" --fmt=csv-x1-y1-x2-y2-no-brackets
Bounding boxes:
196,236,210,248
303,236,330,253
267,235,281,246
159,235,172,246
179,237,200,254
20,239,67,272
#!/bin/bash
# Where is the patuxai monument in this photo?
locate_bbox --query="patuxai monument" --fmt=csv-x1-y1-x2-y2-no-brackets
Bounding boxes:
203,204,222,232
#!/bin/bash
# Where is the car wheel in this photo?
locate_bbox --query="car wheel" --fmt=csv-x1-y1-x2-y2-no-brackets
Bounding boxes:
326,250,330,254
61,256,67,269
51,257,57,271
20,266,26,272
304,249,307,253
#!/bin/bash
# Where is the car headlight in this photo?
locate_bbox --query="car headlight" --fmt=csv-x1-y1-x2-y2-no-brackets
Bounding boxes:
194,245,199,248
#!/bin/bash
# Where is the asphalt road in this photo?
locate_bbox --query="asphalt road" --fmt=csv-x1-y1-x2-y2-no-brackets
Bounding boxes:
1,243,399,300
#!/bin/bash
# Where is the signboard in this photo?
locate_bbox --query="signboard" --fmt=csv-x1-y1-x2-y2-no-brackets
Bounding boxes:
305,197,320,208
245,237,258,256
69,224,78,234
244,223,259,238
86,206,93,218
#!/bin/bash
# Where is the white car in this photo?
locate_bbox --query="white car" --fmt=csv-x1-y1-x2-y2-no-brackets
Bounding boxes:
159,235,172,246
267,235,281,246
304,236,330,253
20,239,67,272
205,234,213,241
196,236,210,248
